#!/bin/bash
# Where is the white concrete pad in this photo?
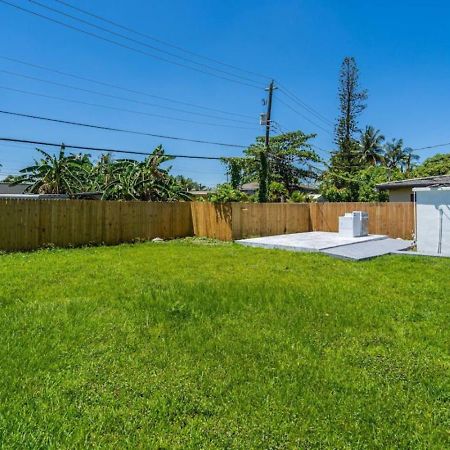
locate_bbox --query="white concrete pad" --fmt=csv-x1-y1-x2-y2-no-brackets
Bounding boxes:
236,231,387,252
322,238,413,261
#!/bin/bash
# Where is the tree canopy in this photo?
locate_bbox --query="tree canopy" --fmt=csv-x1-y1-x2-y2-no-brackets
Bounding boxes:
412,153,450,177
220,131,321,202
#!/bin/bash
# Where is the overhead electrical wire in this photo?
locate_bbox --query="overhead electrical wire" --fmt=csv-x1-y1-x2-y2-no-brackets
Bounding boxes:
46,0,336,133
28,0,263,86
0,3,344,140
1,3,336,138
0,137,228,160
0,0,264,89
277,84,334,127
52,0,271,82
0,110,249,148
0,55,257,120
276,96,334,136
0,85,260,130
411,142,450,151
0,69,258,126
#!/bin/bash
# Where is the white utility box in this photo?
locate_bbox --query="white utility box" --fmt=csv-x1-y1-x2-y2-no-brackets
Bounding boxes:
339,211,369,237
414,187,450,255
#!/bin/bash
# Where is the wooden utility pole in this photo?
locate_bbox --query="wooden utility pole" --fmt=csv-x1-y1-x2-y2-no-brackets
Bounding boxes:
259,80,275,203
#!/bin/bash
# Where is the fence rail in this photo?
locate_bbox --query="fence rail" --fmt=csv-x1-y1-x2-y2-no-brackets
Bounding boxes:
0,199,415,251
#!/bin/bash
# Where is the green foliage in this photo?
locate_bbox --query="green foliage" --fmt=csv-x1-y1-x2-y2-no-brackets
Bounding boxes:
321,164,403,202
335,57,368,167
174,175,206,191
12,145,199,201
208,184,248,203
258,150,269,202
220,132,321,203
289,190,312,203
354,166,401,202
412,153,450,177
359,126,385,165
0,242,448,448
246,132,321,193
13,145,90,194
383,139,419,175
221,157,249,190
267,181,288,202
322,58,420,202
222,132,321,199
320,180,355,202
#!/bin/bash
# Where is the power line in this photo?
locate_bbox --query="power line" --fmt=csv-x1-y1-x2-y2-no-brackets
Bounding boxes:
0,137,227,160
411,142,450,151
0,0,264,89
0,55,256,120
276,96,334,136
0,110,249,148
0,85,259,130
28,0,263,86
53,0,271,82
1,69,258,126
277,84,334,127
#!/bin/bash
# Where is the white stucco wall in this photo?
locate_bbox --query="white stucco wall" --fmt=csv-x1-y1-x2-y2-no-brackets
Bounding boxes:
415,187,450,255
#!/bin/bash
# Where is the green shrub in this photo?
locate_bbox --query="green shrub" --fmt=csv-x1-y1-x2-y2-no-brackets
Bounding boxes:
208,184,248,203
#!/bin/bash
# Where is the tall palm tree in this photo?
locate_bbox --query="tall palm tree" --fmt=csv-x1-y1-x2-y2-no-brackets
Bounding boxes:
402,147,420,175
384,139,420,175
13,145,89,194
359,126,385,165
384,138,405,170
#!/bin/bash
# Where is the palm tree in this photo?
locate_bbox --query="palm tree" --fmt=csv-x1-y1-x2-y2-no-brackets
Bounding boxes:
384,138,405,170
402,147,420,175
359,126,385,165
384,139,420,175
13,145,90,194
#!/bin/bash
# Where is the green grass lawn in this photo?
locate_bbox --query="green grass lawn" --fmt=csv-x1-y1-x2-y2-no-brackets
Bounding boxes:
0,239,449,449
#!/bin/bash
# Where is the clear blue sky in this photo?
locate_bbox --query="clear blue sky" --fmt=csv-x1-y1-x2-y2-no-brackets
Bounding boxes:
1,0,450,186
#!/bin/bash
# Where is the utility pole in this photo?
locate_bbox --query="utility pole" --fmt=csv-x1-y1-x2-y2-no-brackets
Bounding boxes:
259,80,275,203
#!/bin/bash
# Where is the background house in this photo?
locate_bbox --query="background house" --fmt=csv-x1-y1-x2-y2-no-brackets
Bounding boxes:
0,182,31,195
240,182,319,196
377,175,450,202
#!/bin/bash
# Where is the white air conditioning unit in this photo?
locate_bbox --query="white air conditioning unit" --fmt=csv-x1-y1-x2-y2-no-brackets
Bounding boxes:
339,211,369,237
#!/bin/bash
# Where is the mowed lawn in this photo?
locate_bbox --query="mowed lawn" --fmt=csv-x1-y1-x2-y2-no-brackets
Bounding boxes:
0,240,449,449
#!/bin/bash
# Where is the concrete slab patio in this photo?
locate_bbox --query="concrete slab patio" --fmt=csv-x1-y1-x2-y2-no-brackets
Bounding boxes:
322,238,413,261
236,231,386,252
236,231,413,261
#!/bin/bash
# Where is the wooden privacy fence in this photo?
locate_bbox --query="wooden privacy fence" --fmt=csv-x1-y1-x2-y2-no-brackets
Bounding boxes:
0,199,193,251
310,202,415,239
0,199,414,251
193,202,415,241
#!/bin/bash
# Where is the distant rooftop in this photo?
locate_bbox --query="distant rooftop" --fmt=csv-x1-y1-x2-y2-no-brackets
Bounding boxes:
0,182,31,195
377,175,450,190
240,182,319,193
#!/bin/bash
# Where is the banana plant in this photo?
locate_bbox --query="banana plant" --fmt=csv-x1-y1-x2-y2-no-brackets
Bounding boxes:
12,145,91,194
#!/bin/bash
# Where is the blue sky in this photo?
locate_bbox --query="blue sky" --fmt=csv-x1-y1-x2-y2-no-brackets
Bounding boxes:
1,0,450,186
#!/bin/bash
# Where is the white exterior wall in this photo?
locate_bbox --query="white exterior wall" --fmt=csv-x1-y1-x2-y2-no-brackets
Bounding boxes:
415,187,450,255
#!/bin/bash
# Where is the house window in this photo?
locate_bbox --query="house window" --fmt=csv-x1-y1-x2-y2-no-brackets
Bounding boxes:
410,193,416,202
